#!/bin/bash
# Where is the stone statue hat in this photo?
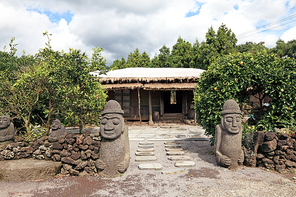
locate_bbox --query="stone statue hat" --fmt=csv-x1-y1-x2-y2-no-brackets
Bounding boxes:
220,99,241,115
101,100,124,115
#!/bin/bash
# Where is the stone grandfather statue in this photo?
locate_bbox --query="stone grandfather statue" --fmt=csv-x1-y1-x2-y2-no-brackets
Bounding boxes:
95,100,130,177
215,99,244,169
48,119,66,142
0,115,15,142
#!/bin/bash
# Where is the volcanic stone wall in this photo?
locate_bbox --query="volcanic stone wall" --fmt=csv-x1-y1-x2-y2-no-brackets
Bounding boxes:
0,130,101,176
243,128,296,172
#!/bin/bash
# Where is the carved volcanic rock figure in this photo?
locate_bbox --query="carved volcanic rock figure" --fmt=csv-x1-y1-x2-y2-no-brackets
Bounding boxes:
48,119,66,142
95,100,130,177
215,99,244,169
0,115,15,142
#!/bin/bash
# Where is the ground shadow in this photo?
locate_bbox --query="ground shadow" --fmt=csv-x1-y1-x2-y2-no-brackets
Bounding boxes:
176,140,218,166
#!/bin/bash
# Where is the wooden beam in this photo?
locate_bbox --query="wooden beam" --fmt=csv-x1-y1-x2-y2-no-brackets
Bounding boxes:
138,88,142,125
149,90,153,125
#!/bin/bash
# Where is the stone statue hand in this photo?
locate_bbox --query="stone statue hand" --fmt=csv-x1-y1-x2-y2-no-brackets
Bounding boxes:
118,161,126,173
238,150,244,164
220,155,231,166
95,159,106,170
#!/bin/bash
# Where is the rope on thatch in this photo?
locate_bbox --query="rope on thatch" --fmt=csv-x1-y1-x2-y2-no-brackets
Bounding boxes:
99,77,200,84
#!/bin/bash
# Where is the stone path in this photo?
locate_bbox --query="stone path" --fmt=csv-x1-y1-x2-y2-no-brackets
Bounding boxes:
128,125,208,141
135,140,197,173
129,125,207,174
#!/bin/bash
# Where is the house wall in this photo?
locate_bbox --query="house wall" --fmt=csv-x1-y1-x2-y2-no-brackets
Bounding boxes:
106,89,194,121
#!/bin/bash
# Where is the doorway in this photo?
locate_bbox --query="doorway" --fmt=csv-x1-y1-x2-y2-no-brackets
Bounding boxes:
163,90,182,113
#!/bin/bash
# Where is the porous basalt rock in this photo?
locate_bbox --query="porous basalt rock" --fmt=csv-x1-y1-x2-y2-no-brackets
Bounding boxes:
95,100,130,177
245,130,296,172
215,99,244,169
48,119,67,142
0,122,101,177
243,131,264,167
0,115,15,142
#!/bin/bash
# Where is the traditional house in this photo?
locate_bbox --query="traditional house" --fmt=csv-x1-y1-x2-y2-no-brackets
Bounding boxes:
90,67,204,124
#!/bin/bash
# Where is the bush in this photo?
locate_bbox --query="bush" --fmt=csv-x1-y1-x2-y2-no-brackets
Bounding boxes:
0,35,107,136
194,50,296,144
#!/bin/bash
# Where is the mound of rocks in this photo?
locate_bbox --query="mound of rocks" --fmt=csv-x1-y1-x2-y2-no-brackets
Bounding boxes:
243,128,296,172
0,129,101,176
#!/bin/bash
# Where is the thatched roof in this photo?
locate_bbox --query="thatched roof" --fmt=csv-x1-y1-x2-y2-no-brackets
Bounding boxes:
143,83,197,90
92,67,204,91
101,83,143,90
102,83,197,90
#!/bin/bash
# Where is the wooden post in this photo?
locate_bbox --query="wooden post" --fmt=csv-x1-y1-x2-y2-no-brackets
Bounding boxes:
138,88,142,125
160,92,164,116
193,90,196,124
149,90,153,125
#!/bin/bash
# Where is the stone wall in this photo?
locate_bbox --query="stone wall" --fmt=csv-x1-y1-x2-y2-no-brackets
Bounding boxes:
243,128,296,172
0,130,100,176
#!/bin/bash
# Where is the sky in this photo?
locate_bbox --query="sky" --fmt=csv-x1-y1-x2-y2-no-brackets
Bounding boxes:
1,0,296,66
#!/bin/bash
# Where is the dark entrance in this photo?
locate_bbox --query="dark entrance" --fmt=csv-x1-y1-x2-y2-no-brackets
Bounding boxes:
164,90,182,113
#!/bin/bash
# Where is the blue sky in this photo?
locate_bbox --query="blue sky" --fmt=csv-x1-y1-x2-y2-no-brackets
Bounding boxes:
0,0,296,65
27,8,73,25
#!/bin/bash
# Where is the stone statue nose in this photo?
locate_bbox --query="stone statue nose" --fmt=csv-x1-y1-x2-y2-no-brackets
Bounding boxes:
105,121,114,130
232,119,238,127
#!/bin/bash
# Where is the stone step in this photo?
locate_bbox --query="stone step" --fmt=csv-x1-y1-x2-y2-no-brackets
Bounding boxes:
161,168,185,174
137,148,154,152
168,156,191,161
184,137,209,141
155,134,173,139
174,161,195,167
164,144,182,148
135,152,154,156
164,142,180,145
138,163,163,170
137,134,155,138
139,142,154,145
135,156,157,162
175,134,187,138
138,145,154,148
165,148,183,152
166,151,185,155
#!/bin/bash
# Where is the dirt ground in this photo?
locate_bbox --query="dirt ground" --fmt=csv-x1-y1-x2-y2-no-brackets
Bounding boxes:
1,139,296,197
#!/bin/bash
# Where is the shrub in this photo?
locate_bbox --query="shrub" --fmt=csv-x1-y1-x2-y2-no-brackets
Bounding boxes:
194,50,296,144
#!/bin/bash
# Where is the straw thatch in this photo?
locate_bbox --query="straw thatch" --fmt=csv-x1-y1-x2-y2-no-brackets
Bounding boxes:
143,83,197,90
91,67,205,91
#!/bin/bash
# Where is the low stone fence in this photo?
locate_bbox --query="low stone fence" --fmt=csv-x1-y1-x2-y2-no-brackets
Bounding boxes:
0,130,101,176
243,128,296,172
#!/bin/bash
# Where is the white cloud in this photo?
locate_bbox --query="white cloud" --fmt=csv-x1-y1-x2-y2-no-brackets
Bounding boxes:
0,0,296,64
263,35,279,48
281,26,296,42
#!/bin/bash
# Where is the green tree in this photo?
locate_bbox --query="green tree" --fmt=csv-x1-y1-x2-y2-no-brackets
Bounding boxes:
195,51,296,144
272,39,296,58
0,34,108,136
198,24,237,69
141,51,150,67
110,49,150,69
237,41,268,54
150,45,171,68
190,39,202,68
0,63,44,136
127,48,141,67
35,44,107,132
109,57,127,70
170,37,193,68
